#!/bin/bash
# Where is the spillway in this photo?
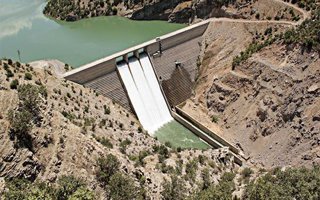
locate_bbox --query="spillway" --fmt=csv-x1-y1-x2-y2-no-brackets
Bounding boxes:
117,62,154,132
117,53,173,134
139,53,173,124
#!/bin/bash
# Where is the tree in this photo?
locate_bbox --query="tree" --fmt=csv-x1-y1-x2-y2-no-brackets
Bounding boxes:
8,109,33,149
2,176,95,200
161,175,186,200
68,187,95,200
108,172,140,200
7,84,46,149
244,166,320,200
193,172,236,200
97,154,120,186
56,175,85,200
10,79,19,89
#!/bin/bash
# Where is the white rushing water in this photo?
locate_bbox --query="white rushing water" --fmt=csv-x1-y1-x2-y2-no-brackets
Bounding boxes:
117,54,173,134
139,53,173,124
117,62,154,132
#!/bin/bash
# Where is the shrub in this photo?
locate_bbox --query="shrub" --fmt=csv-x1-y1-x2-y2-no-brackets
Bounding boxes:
108,172,141,200
64,64,70,71
24,72,32,80
135,150,150,167
94,135,113,148
211,115,219,123
243,166,320,200
6,69,14,78
61,111,76,121
241,167,253,178
8,84,47,149
161,175,186,200
8,109,33,148
194,172,236,200
8,59,13,65
185,158,198,182
3,179,54,199
67,92,72,98
56,175,85,200
104,105,110,115
10,79,19,89
201,168,211,190
137,126,142,133
3,176,94,200
96,154,120,186
119,138,131,154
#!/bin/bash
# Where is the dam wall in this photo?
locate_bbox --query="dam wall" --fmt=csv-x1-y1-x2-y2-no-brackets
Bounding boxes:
64,20,210,110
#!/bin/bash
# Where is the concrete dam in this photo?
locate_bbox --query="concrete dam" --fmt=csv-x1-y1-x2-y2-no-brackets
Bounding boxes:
63,20,242,164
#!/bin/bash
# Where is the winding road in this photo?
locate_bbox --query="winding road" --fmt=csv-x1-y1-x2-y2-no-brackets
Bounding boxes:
208,0,309,26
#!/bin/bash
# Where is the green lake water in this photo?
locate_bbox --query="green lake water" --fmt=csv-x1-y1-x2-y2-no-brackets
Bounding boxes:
0,0,185,67
155,121,210,150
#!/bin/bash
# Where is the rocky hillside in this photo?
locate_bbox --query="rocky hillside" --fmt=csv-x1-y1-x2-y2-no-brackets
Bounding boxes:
0,59,240,199
43,0,243,23
43,0,307,23
182,2,319,168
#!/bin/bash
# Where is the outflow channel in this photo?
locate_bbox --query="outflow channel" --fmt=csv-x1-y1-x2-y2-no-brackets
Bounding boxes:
117,53,173,134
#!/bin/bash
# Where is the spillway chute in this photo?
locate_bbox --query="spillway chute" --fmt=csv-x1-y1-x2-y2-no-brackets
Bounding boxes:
116,53,173,134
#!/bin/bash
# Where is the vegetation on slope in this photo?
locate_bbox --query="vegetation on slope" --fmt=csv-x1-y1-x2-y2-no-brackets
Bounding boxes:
232,6,320,68
43,0,118,21
244,166,320,200
4,165,320,199
284,7,320,51
3,175,95,200
44,0,237,22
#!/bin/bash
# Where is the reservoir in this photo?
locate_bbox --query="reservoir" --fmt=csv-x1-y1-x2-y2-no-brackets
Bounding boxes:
0,0,185,67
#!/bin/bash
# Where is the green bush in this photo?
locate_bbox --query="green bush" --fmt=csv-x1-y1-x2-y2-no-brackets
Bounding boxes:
2,176,94,200
161,175,186,200
244,166,320,200
6,69,14,78
8,84,47,149
185,158,198,182
97,154,120,186
94,135,113,148
119,138,131,154
211,115,219,123
108,172,141,200
2,179,54,200
241,167,253,178
193,172,236,200
104,105,111,115
10,79,19,89
135,150,150,167
24,72,32,80
56,175,86,200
